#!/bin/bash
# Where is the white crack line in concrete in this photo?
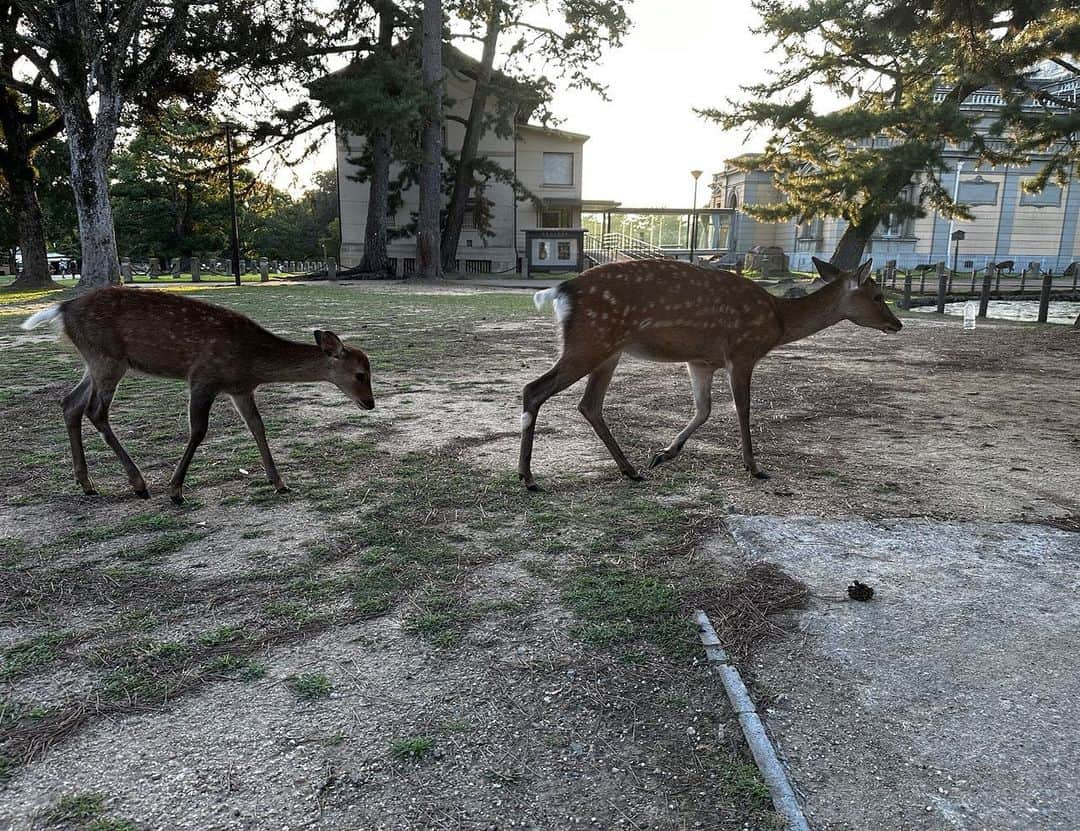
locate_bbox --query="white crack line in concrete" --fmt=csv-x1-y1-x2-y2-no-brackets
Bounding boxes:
695,609,811,831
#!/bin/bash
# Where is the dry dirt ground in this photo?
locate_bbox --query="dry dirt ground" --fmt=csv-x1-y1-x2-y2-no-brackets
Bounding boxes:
0,280,1077,831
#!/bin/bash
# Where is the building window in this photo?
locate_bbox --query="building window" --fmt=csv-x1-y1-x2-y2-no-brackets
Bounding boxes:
798,218,823,239
957,176,999,206
386,210,397,228
557,241,571,259
462,199,477,230
543,153,574,186
879,213,903,237
1019,182,1062,207
539,206,572,228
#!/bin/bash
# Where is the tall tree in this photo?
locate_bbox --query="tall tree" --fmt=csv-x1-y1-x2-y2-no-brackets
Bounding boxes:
701,0,1080,269
10,0,199,286
439,0,630,271
416,0,444,278
0,2,62,289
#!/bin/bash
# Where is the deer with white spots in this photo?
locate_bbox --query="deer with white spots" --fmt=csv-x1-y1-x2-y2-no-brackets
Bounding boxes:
22,287,375,504
519,257,901,491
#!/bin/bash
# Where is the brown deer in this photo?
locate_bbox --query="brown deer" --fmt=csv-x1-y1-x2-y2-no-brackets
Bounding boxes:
519,257,901,490
22,287,374,504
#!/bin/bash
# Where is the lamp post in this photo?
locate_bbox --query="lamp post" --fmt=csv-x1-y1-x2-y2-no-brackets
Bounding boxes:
689,169,703,262
224,120,242,287
947,160,964,275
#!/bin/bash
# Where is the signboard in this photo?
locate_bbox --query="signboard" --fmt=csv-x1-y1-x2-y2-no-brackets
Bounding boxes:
524,229,584,276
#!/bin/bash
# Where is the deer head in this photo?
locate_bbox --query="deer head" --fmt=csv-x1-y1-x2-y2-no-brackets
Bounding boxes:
314,330,375,409
812,257,902,333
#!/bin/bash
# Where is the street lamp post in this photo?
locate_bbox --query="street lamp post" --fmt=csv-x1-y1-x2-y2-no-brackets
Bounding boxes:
947,160,964,275
224,121,242,287
689,170,703,263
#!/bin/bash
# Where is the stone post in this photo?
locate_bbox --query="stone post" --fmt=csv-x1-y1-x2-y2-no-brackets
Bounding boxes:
148,257,160,279
271,260,279,276
1037,271,1053,323
260,258,269,282
171,259,181,279
969,267,977,293
327,258,337,281
901,271,913,310
121,257,133,284
978,265,993,319
191,255,201,283
935,262,948,314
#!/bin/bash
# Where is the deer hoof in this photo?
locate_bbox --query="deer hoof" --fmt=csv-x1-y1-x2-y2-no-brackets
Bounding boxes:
623,468,645,482
134,488,151,500
81,485,98,496
169,490,184,506
649,451,674,469
275,484,291,494
749,468,770,480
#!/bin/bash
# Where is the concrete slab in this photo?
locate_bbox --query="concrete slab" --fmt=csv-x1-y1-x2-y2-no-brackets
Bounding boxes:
724,516,1080,831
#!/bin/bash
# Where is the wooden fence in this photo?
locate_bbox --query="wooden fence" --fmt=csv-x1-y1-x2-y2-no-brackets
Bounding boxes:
879,260,1080,323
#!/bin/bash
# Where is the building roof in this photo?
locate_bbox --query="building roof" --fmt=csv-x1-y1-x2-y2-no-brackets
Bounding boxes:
517,122,590,142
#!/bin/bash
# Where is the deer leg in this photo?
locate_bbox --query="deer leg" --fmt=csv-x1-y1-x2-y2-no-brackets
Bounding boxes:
728,361,768,480
650,362,715,469
230,393,288,493
84,365,149,498
577,354,642,481
62,372,96,495
169,383,218,505
518,356,594,492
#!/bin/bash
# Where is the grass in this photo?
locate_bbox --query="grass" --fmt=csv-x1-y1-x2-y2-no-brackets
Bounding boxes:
50,792,105,822
289,672,332,700
390,735,436,763
1,632,69,680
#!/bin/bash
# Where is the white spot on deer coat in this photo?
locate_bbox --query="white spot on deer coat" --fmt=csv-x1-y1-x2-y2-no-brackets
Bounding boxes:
521,411,533,429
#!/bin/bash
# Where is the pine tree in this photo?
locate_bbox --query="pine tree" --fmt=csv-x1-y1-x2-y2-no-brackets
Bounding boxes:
701,0,1080,268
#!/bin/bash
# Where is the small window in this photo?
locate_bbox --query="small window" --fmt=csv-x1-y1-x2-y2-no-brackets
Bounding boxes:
463,199,478,231
557,241,571,260
539,206,572,228
386,211,397,228
543,153,574,186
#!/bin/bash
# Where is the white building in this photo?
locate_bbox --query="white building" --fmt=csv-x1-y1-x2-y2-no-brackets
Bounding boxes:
712,65,1080,273
318,50,588,275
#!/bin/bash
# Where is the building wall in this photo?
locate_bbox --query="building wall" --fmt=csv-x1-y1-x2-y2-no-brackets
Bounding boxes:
717,154,1080,273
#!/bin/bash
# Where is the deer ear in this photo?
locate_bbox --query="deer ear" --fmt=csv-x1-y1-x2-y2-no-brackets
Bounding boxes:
812,257,843,282
847,259,874,290
314,329,346,358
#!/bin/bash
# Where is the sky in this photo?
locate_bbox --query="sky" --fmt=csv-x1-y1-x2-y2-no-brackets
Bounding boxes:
274,0,777,208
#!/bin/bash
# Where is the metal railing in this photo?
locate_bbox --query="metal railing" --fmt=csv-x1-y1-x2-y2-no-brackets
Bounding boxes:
583,231,671,266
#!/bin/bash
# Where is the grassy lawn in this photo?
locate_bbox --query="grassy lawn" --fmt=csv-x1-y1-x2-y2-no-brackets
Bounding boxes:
0,281,789,828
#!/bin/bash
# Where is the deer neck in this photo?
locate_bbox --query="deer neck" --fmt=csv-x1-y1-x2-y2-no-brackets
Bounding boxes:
255,339,329,384
773,283,848,346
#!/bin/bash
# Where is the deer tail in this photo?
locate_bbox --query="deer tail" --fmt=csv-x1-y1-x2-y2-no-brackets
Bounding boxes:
21,304,64,331
533,285,571,324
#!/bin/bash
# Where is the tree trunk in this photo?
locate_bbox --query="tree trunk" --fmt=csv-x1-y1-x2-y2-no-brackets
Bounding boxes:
831,218,878,270
440,6,500,272
359,127,392,275
358,1,396,277
416,0,444,280
6,170,56,289
62,99,122,289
